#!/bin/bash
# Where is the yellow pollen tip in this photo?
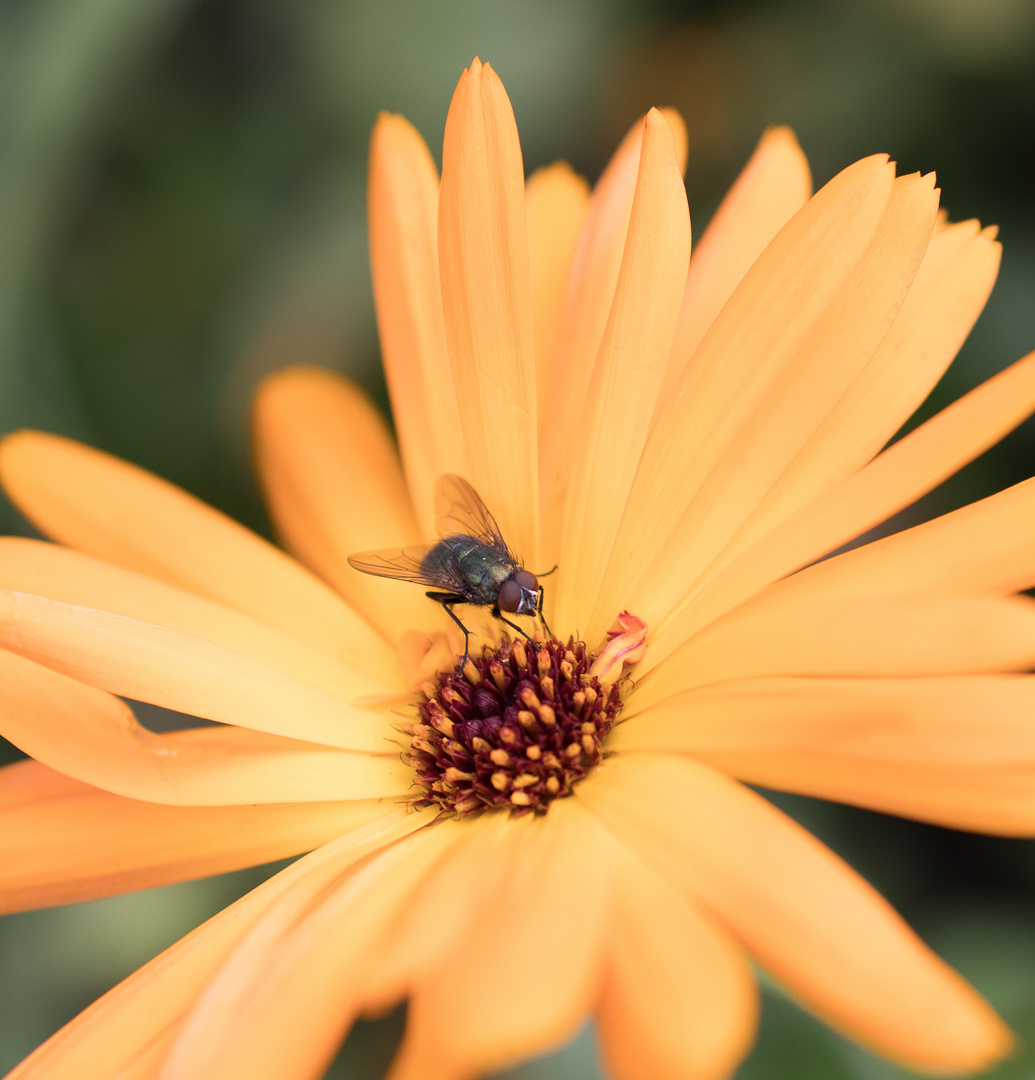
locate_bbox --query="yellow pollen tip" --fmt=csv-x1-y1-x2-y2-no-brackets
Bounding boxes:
520,687,541,710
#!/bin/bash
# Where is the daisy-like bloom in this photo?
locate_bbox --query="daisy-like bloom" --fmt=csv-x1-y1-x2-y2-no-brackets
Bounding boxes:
4,55,1035,1080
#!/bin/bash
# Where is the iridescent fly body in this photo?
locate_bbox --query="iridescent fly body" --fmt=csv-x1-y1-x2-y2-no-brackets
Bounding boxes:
348,475,553,669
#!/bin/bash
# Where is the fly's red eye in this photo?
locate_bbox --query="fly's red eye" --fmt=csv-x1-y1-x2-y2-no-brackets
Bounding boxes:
514,569,538,591
498,579,523,613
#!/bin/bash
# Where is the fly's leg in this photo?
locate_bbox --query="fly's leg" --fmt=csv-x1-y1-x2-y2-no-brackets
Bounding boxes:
492,604,535,646
427,591,471,671
537,585,552,638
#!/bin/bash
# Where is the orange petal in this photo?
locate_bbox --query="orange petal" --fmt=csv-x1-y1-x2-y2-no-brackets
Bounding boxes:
0,593,395,751
438,59,539,564
0,536,397,699
696,217,1000,584
646,347,1035,670
0,759,395,914
159,816,454,1080
578,755,1012,1073
0,431,399,683
612,675,1035,836
369,113,468,536
555,108,691,634
359,811,510,1014
0,649,410,804
596,841,758,1080
252,368,438,641
602,167,938,639
756,472,1035,609
598,155,895,625
525,161,591,421
634,594,1035,706
658,126,812,409
4,809,425,1080
395,798,612,1079
539,108,686,558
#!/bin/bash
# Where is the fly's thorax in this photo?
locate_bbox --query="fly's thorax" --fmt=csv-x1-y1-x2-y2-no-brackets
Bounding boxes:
439,534,516,604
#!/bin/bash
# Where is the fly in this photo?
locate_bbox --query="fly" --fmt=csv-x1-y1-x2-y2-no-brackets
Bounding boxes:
347,475,554,670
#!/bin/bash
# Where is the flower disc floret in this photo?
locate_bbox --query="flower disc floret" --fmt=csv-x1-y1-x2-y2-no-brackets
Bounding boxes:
404,637,621,816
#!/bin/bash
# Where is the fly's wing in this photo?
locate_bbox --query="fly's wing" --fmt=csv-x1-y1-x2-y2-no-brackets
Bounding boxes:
435,475,511,553
347,543,467,593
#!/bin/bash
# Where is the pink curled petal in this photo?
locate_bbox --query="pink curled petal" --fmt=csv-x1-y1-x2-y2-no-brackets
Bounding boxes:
590,611,648,685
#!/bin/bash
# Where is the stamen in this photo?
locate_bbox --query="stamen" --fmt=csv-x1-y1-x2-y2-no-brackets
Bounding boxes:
407,636,625,817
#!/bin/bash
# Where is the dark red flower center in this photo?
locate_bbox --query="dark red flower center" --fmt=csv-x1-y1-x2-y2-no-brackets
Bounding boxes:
402,636,622,817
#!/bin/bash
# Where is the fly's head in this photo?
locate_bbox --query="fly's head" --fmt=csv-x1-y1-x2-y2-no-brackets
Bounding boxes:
497,569,539,616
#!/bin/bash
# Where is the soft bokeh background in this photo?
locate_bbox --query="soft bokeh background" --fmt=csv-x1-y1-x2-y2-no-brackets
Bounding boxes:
3,0,1035,1076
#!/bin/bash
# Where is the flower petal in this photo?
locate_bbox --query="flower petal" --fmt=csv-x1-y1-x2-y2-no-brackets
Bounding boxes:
0,759,394,913
526,161,591,420
555,108,691,633
757,472,1035,608
393,798,612,1080
596,154,894,621
159,816,453,1080
3,810,425,1080
369,113,468,536
596,841,758,1080
438,59,539,563
694,218,1001,585
634,594,1035,705
612,676,1035,836
0,536,397,698
539,109,686,557
0,593,395,751
578,755,1012,1073
252,367,438,642
600,166,938,640
646,347,1035,669
0,649,410,804
0,431,398,682
358,811,509,1013
658,126,812,408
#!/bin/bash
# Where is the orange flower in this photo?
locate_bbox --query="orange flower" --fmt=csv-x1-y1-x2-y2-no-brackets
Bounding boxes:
2,56,1034,1079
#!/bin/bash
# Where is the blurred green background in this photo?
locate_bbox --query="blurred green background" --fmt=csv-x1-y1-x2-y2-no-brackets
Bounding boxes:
3,0,1035,1076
